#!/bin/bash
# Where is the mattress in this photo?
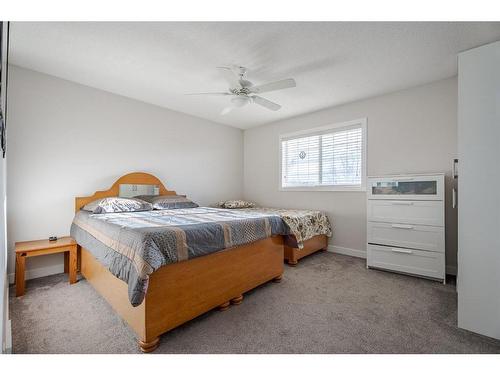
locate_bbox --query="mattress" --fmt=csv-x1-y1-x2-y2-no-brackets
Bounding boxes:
70,207,288,306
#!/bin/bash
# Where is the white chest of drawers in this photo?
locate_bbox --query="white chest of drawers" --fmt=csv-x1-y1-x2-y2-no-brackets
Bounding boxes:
366,174,445,283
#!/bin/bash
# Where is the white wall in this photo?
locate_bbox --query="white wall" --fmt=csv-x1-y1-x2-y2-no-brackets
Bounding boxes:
244,78,458,270
6,66,243,280
1,22,10,354
0,156,7,353
457,41,500,340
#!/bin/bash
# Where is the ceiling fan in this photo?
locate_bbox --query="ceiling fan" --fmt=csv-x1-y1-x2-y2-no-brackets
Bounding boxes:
187,65,296,115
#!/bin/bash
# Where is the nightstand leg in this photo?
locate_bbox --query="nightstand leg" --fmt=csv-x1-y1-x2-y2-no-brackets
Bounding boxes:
69,247,77,284
16,253,26,297
64,252,69,273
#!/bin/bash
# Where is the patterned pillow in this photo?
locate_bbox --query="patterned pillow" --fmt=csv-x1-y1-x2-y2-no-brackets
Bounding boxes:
82,197,153,214
145,195,199,210
219,200,256,209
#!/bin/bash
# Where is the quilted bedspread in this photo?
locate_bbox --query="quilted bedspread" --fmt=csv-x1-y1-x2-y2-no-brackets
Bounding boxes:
236,207,332,248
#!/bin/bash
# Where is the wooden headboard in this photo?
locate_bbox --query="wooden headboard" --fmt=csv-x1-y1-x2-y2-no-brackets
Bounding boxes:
75,172,177,212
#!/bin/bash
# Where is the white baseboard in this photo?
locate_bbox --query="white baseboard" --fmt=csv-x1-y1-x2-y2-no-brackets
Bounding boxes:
3,319,11,354
8,264,64,285
328,245,366,259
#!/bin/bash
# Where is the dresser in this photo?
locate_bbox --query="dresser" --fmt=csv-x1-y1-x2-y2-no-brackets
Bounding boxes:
366,173,445,283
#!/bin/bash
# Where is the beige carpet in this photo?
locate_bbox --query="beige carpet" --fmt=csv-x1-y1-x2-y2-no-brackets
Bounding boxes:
9,252,500,354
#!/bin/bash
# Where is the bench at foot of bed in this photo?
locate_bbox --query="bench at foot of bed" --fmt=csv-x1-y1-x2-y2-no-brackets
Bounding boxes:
284,234,328,266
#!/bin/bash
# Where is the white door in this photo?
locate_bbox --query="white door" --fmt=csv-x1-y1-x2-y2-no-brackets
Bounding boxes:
457,41,500,340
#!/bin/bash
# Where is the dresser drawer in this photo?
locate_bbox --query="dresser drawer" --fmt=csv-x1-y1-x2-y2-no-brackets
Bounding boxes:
367,222,445,252
367,200,444,226
367,244,445,280
368,174,444,201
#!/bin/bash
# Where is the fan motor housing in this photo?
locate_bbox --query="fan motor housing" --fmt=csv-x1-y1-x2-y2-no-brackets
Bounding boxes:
239,79,253,88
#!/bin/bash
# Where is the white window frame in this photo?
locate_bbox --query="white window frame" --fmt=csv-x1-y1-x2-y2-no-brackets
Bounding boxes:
279,118,367,192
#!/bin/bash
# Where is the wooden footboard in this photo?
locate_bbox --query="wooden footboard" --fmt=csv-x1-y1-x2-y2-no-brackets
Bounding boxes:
80,235,284,352
284,234,328,266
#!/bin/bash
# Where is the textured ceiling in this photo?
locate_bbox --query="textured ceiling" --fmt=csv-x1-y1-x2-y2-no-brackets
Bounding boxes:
9,22,500,129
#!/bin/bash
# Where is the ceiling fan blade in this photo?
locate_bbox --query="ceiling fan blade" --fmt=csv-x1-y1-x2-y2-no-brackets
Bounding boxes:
249,78,296,94
185,92,231,96
252,96,282,111
216,67,242,90
220,107,233,115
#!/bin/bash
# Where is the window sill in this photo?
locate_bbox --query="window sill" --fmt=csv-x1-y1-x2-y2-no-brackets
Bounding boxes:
279,186,367,192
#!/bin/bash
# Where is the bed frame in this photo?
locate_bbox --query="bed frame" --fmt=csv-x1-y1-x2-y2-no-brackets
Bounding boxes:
75,172,284,353
284,234,328,266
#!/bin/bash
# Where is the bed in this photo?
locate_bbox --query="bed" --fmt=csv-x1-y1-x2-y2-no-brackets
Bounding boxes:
71,173,287,352
71,173,333,352
284,234,329,265
220,207,332,266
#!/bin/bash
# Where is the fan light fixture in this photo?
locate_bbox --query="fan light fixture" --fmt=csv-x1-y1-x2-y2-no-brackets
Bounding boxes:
186,65,297,115
231,96,251,107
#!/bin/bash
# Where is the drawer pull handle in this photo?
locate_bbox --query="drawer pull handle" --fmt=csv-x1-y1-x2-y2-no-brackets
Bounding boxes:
391,224,414,229
391,201,414,206
391,248,413,254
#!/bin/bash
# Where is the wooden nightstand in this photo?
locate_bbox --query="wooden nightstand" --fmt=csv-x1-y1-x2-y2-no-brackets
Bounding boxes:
15,236,78,297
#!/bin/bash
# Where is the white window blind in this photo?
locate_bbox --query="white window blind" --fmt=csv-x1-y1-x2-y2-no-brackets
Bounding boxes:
280,120,366,190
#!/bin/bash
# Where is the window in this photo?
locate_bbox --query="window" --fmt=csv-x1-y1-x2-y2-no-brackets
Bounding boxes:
280,119,366,191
